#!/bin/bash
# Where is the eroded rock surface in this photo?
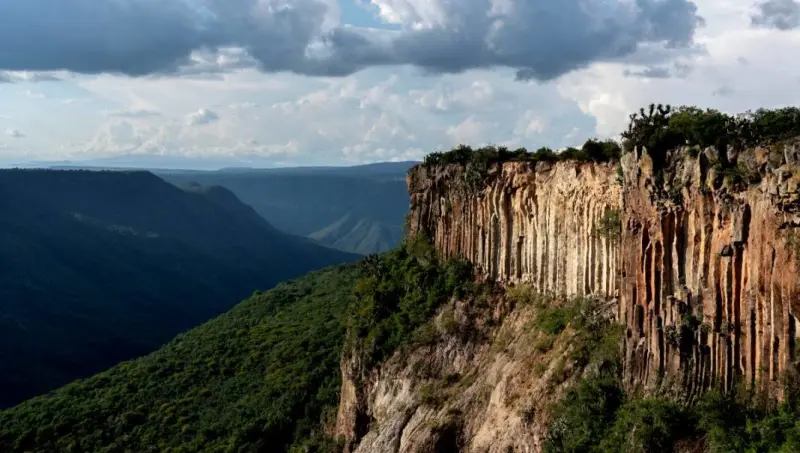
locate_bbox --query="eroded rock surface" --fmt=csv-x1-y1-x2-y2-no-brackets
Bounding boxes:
405,145,800,397
620,143,800,399
336,143,800,452
407,161,622,297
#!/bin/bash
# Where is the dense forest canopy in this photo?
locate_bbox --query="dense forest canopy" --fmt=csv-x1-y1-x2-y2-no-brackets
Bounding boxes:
0,238,474,453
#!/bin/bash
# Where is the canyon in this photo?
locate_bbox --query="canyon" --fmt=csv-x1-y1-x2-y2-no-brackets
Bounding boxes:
336,139,800,452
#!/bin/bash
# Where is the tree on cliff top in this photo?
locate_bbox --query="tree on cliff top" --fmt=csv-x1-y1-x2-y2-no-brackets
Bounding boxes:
621,104,800,168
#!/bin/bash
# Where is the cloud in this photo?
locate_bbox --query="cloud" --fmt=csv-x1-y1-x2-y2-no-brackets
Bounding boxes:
623,62,693,79
186,108,220,126
446,116,487,145
24,90,46,99
5,129,24,138
0,0,702,81
751,0,800,30
14,71,62,82
0,71,62,83
105,109,162,119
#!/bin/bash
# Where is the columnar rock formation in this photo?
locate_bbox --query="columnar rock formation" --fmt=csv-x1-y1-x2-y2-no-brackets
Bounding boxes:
407,161,622,297
407,142,800,396
619,144,800,398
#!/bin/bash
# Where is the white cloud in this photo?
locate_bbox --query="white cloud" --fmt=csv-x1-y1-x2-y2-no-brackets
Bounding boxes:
23,90,45,99
105,109,162,119
0,71,63,83
185,108,219,126
446,116,487,145
5,128,24,138
0,0,798,168
513,111,547,139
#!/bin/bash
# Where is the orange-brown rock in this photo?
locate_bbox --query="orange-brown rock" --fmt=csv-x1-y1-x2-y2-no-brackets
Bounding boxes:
335,142,800,453
620,142,800,399
407,160,622,297
406,141,800,397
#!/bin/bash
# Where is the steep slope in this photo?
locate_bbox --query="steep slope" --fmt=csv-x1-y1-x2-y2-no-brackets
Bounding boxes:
0,169,356,408
159,166,410,255
0,265,359,453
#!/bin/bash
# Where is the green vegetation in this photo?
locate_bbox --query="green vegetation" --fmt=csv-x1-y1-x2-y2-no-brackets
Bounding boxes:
596,209,622,244
420,141,621,193
0,169,355,408
543,298,800,453
420,105,800,194
621,104,800,169
423,140,622,170
348,235,475,367
0,265,360,453
0,234,475,452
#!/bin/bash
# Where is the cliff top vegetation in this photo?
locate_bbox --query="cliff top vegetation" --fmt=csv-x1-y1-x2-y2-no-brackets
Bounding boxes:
418,104,800,174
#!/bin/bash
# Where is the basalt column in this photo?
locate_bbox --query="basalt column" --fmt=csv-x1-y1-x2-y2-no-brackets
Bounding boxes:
407,160,622,297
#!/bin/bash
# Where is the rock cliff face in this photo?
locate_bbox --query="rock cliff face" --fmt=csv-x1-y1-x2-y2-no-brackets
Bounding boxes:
335,142,800,452
405,143,800,397
334,290,608,453
620,142,800,399
406,161,622,296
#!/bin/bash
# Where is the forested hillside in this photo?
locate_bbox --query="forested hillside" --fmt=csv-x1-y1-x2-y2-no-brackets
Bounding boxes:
0,239,471,453
0,169,356,408
159,163,413,255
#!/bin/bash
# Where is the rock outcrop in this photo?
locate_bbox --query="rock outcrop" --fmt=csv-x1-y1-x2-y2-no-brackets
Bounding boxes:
336,141,800,452
406,142,800,397
407,161,622,297
334,290,605,453
620,142,800,399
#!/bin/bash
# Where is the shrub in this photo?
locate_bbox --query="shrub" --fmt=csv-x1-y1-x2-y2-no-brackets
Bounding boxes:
533,335,556,353
348,236,476,367
596,209,622,243
600,399,689,453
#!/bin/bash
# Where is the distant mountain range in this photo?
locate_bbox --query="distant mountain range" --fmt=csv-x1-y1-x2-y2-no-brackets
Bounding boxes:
158,162,415,255
0,169,356,408
4,158,416,255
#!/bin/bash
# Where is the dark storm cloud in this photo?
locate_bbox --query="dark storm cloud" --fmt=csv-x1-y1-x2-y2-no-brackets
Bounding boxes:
751,0,800,30
0,0,703,81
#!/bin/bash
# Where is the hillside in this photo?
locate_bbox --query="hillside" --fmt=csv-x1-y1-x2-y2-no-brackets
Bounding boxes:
0,265,360,453
158,163,412,255
0,169,356,408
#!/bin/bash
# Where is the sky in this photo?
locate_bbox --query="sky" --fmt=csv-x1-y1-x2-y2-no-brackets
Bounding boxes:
0,0,799,168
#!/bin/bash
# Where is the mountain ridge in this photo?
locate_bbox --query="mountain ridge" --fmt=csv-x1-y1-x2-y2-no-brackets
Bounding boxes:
0,168,356,408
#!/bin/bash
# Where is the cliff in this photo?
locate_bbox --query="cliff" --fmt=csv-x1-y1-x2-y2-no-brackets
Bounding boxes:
404,142,800,398
334,287,619,453
620,141,800,399
406,160,622,296
335,139,800,452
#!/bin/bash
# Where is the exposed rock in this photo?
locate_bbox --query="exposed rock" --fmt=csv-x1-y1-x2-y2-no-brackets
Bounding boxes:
406,146,800,399
334,292,602,453
407,160,622,297
337,144,800,452
619,147,800,400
